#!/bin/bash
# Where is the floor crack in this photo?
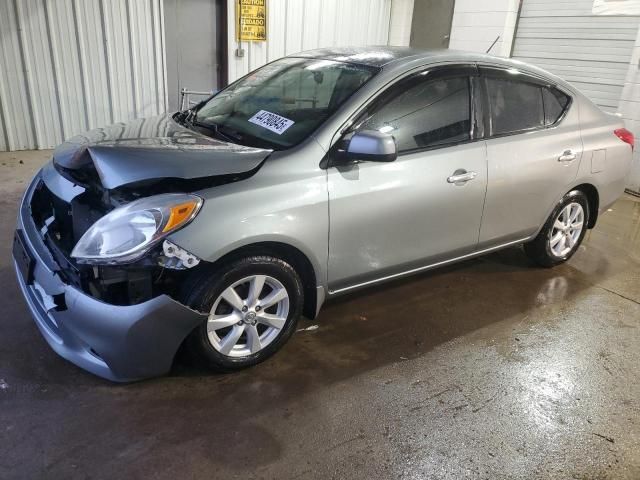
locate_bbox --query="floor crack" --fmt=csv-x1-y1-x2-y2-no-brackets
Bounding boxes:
594,284,640,307
592,432,615,443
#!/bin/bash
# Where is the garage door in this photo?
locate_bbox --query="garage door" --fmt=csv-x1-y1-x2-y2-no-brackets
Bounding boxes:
512,0,639,112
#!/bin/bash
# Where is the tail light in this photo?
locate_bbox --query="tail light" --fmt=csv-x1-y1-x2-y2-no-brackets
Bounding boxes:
614,128,635,151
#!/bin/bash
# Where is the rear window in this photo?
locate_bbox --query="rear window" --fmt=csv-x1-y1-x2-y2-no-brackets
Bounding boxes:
485,77,544,135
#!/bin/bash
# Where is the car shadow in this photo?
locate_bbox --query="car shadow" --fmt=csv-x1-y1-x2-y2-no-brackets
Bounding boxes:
167,239,613,390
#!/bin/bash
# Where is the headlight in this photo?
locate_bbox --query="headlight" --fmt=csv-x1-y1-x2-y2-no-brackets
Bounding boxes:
71,193,202,264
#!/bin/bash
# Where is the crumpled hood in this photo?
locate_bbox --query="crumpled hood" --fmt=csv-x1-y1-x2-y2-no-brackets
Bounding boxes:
53,114,272,189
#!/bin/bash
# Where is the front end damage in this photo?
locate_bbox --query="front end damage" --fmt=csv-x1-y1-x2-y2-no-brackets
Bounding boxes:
13,117,272,381
28,115,271,308
14,168,211,381
30,163,206,307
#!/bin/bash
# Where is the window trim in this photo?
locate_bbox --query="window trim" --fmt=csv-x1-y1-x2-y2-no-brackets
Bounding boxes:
362,73,476,156
478,66,573,140
542,86,572,127
323,64,483,167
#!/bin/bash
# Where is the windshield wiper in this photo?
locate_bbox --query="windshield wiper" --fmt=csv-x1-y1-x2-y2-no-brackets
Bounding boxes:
216,124,243,142
178,108,250,146
184,109,197,124
189,118,240,144
175,107,196,126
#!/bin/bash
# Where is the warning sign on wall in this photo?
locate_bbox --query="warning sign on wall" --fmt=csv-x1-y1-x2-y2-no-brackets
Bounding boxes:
236,0,267,41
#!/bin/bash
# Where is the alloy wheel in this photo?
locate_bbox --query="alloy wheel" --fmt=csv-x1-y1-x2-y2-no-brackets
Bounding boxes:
548,202,584,258
206,275,290,357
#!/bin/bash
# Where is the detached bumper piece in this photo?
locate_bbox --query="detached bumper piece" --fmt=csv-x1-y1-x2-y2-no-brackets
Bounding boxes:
14,170,207,382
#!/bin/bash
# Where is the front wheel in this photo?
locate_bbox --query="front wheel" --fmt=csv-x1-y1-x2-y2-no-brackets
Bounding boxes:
181,256,304,372
524,190,590,268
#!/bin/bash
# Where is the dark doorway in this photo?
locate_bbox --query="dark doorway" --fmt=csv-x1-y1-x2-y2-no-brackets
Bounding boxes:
410,0,455,50
163,0,227,111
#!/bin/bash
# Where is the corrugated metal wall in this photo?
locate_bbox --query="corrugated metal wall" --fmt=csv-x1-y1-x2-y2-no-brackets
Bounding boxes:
226,0,393,83
0,0,167,152
511,0,640,112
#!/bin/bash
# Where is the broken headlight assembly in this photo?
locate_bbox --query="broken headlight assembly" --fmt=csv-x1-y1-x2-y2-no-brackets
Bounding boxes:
71,193,203,264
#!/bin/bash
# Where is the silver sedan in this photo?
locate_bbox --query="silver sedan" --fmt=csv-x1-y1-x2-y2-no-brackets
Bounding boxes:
13,47,634,381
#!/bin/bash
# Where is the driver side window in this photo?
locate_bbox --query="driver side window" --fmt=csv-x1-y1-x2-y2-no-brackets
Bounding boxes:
355,75,472,153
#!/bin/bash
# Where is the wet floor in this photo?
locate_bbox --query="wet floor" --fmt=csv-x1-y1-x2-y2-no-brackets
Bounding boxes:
1,150,640,479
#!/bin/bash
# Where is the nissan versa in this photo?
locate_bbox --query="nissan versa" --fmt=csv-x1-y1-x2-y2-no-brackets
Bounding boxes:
13,48,634,381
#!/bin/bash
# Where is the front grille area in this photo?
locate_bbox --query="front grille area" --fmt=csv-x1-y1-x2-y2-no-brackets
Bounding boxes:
27,177,187,306
31,178,109,249
30,180,85,289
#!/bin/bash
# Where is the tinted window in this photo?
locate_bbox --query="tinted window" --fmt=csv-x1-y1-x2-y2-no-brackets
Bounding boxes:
543,87,570,125
485,77,544,135
356,76,471,152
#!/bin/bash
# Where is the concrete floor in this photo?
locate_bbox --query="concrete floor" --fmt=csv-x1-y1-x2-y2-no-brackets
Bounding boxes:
1,150,640,480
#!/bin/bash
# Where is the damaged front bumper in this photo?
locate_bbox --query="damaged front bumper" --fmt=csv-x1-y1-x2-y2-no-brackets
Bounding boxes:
13,170,207,382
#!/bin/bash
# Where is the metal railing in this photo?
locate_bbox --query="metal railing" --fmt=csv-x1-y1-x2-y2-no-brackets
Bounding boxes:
180,88,216,110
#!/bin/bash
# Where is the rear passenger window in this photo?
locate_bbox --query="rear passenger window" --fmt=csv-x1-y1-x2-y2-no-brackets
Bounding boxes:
485,77,544,135
542,87,570,125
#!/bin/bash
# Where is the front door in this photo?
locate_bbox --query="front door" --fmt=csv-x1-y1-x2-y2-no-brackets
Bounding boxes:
327,68,488,292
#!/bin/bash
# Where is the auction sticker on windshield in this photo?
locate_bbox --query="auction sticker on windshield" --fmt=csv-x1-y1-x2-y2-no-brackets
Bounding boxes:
248,110,294,135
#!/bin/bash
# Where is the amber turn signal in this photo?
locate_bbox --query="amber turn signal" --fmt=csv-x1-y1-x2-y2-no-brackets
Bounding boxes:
163,200,200,233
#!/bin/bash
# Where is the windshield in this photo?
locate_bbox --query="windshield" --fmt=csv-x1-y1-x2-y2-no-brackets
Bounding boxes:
193,57,378,149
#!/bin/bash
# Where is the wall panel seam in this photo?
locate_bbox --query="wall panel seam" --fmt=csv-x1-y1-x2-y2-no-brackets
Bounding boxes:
98,0,115,124
13,0,38,149
42,0,68,143
125,0,139,117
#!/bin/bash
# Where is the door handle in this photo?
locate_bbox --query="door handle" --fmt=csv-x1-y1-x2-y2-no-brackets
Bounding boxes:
447,169,477,185
558,150,577,162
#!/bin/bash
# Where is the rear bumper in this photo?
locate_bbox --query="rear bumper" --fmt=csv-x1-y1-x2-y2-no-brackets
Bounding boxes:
13,170,206,382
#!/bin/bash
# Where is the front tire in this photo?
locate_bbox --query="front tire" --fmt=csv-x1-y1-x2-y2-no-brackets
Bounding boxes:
181,256,304,372
524,190,590,268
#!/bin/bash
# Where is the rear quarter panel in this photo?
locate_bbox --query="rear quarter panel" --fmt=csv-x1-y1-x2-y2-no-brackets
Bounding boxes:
575,98,632,213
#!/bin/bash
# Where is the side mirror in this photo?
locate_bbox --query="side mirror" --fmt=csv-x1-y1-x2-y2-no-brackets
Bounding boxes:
340,130,398,163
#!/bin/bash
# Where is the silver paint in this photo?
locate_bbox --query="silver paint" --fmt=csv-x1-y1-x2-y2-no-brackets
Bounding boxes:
14,48,634,381
52,115,272,189
172,49,631,309
347,130,398,158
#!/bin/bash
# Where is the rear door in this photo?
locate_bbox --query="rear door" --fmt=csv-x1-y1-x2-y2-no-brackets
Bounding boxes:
478,66,582,248
327,66,488,292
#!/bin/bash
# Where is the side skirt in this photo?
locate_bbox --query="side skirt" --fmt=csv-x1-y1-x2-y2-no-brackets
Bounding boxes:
327,236,532,296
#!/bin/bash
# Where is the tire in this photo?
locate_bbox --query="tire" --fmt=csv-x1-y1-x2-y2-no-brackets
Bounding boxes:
524,190,590,268
181,255,304,372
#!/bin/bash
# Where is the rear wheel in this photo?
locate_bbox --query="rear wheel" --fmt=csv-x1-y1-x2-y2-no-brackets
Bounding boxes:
524,190,589,267
182,256,303,372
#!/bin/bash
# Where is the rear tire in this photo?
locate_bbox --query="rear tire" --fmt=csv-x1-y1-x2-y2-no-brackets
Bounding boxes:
181,256,304,372
524,190,590,268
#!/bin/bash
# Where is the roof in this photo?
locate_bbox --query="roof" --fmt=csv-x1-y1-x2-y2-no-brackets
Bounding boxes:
292,46,433,67
291,46,506,68
290,46,570,89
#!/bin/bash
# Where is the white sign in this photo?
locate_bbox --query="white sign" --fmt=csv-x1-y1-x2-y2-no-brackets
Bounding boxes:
248,110,294,135
593,0,640,15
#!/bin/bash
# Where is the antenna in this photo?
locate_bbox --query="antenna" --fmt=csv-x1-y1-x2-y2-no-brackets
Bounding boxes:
486,36,501,54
